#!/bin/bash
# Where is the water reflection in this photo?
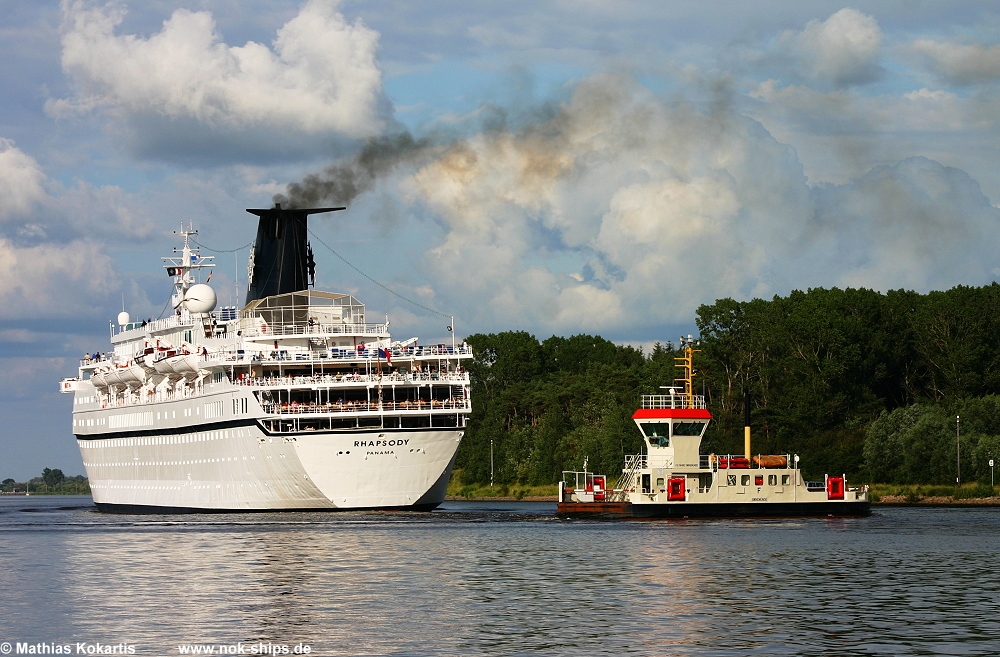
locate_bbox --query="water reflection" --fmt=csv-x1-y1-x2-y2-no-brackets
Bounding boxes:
3,500,1000,656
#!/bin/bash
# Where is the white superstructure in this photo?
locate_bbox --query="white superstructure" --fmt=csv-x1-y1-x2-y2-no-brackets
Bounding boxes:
60,221,472,512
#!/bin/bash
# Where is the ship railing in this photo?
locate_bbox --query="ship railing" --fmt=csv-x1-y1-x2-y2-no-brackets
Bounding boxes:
216,345,473,362
111,314,197,340
640,394,706,410
262,399,471,415
99,344,475,368
236,372,470,387
79,353,113,367
241,322,389,338
98,382,203,407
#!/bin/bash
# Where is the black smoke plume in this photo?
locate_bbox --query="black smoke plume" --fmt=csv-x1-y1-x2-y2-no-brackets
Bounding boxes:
275,132,432,208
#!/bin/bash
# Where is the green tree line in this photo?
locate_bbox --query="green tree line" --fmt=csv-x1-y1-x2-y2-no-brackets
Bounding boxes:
1,469,91,494
456,284,1000,485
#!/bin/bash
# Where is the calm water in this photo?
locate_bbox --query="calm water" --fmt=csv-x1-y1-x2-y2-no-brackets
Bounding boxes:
1,497,998,656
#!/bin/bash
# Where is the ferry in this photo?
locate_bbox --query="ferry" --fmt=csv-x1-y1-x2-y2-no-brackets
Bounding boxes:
557,337,870,519
60,205,472,513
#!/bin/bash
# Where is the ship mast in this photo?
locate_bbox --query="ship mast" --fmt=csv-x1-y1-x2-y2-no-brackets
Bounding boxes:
674,334,700,409
163,223,215,318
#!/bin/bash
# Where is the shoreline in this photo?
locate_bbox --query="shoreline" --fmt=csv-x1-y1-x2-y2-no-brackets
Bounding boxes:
446,495,1000,506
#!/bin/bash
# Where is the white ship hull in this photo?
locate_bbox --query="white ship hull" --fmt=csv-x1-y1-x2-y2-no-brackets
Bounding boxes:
73,383,464,512
80,426,460,512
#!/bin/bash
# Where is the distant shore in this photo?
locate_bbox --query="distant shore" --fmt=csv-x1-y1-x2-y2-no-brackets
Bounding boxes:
875,495,1000,506
445,495,556,502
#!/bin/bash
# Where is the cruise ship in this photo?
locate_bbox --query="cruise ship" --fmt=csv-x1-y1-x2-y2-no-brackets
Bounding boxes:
558,337,870,519
60,205,472,512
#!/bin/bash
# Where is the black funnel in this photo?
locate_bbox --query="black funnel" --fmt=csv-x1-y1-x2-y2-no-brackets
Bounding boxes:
244,204,344,304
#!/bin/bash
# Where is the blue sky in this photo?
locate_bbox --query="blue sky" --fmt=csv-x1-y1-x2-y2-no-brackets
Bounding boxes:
2,0,1000,480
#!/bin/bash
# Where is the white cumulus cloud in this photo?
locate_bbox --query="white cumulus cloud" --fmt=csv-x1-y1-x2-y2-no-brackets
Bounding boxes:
0,238,116,320
0,139,47,222
49,0,389,160
912,39,1000,86
775,8,884,87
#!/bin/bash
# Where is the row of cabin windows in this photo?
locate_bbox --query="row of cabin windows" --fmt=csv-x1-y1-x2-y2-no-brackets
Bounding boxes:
726,474,792,487
646,473,793,493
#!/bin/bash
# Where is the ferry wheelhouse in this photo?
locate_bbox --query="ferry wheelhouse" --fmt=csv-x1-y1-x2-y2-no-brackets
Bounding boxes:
60,206,472,512
558,337,870,519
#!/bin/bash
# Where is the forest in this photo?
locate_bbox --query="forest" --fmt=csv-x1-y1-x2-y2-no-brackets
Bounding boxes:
454,284,1000,486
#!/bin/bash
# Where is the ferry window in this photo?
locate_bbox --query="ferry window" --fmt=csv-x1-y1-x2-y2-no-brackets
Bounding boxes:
642,423,671,446
741,475,750,486
656,478,664,487
727,474,737,486
782,475,790,486
672,422,704,436
768,475,777,485
755,475,764,486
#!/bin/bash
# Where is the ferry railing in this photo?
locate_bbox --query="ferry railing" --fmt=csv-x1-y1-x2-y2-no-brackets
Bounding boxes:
640,394,706,410
710,453,795,470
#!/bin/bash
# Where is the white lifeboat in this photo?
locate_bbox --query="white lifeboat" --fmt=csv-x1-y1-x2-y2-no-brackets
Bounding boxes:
167,353,203,374
104,362,145,387
153,356,176,376
90,367,111,388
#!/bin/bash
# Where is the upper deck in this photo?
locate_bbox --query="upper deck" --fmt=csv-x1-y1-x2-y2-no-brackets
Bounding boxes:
112,290,383,345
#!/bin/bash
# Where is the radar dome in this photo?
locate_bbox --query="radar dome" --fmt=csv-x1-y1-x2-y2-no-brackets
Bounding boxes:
184,284,217,314
117,311,130,326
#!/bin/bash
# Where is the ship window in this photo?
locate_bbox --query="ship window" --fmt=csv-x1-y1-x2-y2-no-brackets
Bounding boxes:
656,478,664,487
755,475,764,486
768,474,777,485
741,475,750,486
672,422,705,436
727,474,737,486
782,475,790,486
